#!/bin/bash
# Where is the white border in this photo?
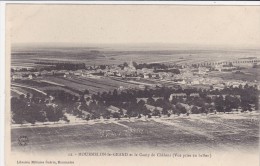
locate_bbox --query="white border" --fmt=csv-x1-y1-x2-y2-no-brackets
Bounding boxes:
0,2,5,166
0,2,259,166
1,1,260,5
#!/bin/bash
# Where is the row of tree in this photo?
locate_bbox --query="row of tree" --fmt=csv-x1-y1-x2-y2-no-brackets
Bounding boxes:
11,96,68,125
11,82,259,124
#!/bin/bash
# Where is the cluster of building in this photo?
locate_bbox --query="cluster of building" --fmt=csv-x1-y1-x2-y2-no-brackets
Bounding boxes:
11,57,260,92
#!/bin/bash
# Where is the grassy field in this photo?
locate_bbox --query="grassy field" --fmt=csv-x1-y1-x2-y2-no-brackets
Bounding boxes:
208,68,260,82
11,112,259,154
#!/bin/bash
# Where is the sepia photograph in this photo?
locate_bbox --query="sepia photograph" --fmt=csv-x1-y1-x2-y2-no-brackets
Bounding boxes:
5,4,260,166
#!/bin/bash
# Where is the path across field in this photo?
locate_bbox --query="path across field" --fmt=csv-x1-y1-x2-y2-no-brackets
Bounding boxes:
11,112,259,154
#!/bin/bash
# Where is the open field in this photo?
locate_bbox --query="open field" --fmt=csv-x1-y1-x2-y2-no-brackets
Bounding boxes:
12,77,104,96
10,45,260,155
11,75,184,98
208,68,260,82
11,87,28,96
11,112,259,154
11,45,260,67
11,75,148,97
44,76,138,93
11,89,25,98
11,84,47,98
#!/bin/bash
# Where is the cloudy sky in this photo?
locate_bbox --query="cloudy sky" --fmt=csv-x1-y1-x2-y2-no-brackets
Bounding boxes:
7,5,260,48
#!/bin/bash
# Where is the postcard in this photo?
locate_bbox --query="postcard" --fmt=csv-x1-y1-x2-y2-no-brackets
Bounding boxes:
4,3,260,166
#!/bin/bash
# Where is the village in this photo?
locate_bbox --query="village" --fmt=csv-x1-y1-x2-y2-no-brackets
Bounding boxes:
10,56,260,125
11,57,260,88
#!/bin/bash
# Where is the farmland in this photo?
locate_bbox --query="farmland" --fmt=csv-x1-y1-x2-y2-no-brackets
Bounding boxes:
11,75,183,99
11,112,259,154
10,45,260,97
208,68,260,82
11,45,260,67
11,84,47,98
11,75,146,97
10,44,260,156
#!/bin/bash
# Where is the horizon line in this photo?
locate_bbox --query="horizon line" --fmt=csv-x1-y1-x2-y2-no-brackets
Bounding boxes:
11,42,260,49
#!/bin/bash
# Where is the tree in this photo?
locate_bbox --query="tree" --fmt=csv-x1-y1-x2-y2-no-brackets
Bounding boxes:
63,115,70,123
152,109,161,117
210,85,214,90
45,107,56,122
11,97,27,124
200,106,207,114
89,101,97,112
26,93,31,100
36,110,46,122
175,103,187,114
80,95,85,102
112,89,118,99
132,61,138,68
255,100,259,111
123,62,128,67
25,106,37,124
79,103,89,112
119,108,124,116
180,107,187,114
100,65,106,70
112,112,120,120
86,97,90,102
147,97,155,105
155,98,164,107
26,103,47,124
143,108,151,117
224,95,240,112
162,108,168,115
85,114,91,121
191,106,200,114
19,94,25,100
137,100,145,107
84,89,89,95
45,106,63,123
215,95,224,112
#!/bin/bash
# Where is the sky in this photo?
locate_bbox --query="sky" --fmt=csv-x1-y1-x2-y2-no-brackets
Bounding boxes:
6,5,260,48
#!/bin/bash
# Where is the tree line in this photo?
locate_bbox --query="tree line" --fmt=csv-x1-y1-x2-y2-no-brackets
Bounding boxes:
11,94,69,125
11,83,259,124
